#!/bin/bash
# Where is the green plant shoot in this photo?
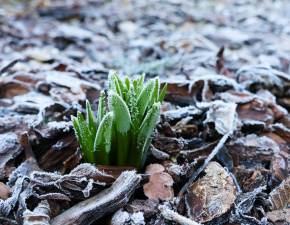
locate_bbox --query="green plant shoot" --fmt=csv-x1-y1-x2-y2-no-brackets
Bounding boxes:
71,71,167,169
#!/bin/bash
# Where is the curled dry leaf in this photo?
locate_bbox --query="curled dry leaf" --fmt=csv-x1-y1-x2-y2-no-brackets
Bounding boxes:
143,164,174,201
150,145,170,160
0,177,28,217
269,177,290,210
185,161,237,223
30,163,114,201
204,100,237,135
8,158,41,187
38,133,79,172
0,133,23,179
153,135,185,155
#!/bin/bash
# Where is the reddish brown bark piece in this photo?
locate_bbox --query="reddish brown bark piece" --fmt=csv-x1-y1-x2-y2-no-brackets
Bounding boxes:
143,164,174,201
266,209,290,225
269,177,290,210
237,99,275,124
0,182,11,200
270,153,288,186
185,161,237,223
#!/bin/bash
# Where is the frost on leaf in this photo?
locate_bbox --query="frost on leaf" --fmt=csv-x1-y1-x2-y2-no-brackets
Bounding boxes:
204,101,237,135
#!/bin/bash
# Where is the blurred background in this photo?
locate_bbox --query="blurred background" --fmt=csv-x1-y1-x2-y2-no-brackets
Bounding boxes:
1,0,290,82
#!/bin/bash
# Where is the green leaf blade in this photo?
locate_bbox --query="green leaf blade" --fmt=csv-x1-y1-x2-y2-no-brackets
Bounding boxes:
86,100,97,134
109,92,131,134
134,102,161,168
136,79,155,118
96,91,106,127
94,112,113,165
159,83,167,102
76,112,95,163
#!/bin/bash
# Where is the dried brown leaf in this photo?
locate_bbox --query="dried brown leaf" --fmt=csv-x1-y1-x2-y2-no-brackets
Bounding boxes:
185,161,237,223
143,172,174,201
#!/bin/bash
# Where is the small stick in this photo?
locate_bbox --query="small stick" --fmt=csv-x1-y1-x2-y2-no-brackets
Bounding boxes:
159,205,201,225
179,133,230,196
0,59,19,74
51,171,141,225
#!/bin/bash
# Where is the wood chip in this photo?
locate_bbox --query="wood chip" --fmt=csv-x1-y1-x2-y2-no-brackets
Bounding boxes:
185,162,237,223
266,208,290,224
269,177,290,210
0,182,11,200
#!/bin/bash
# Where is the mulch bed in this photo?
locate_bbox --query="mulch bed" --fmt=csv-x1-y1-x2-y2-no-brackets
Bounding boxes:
0,1,289,224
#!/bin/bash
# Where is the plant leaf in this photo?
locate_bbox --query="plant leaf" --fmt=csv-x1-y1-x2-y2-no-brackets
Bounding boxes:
136,102,160,168
71,115,81,145
138,73,145,88
76,112,94,163
94,112,113,165
158,83,167,102
149,77,160,107
108,70,117,91
86,100,97,134
96,91,106,127
137,102,160,147
109,92,131,134
136,79,155,118
125,76,130,90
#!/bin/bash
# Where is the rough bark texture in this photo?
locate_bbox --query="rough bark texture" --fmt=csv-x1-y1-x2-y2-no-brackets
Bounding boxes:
51,171,141,225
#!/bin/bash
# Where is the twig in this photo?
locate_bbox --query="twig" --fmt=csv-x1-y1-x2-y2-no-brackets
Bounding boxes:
159,205,201,225
51,171,141,225
179,133,230,196
0,59,19,74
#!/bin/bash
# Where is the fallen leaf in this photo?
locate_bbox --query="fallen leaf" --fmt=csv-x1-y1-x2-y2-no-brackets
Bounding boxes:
143,164,174,201
185,161,237,223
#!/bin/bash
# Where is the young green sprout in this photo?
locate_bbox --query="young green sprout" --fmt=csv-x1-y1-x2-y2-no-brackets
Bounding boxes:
71,72,167,169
